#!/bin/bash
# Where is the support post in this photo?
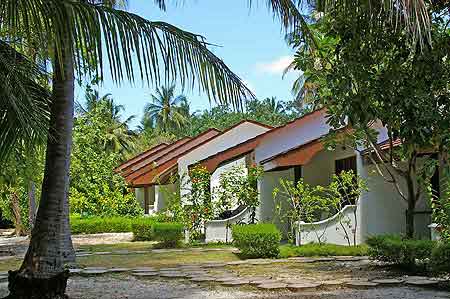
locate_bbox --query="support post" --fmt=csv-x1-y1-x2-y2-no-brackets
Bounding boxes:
144,186,149,215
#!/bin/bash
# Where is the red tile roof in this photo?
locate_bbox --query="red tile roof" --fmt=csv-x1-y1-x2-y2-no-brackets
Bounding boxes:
126,120,273,186
197,108,327,172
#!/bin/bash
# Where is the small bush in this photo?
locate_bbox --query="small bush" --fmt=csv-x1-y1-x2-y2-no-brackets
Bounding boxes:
367,235,435,268
232,224,281,258
152,223,184,248
131,218,157,241
279,243,368,258
430,242,450,273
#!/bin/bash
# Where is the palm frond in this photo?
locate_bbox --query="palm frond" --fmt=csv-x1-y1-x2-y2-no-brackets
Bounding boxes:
0,0,254,109
0,40,50,162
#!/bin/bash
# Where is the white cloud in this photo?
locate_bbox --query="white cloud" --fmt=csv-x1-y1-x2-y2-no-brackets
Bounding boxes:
255,56,293,75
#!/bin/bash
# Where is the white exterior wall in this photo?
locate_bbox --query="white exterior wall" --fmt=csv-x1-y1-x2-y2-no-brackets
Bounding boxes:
178,122,270,200
257,168,294,236
205,208,251,243
255,110,332,163
298,205,357,245
154,183,177,212
135,186,156,215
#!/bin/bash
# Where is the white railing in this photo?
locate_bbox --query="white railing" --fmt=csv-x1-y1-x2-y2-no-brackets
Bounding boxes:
294,205,358,246
205,207,250,243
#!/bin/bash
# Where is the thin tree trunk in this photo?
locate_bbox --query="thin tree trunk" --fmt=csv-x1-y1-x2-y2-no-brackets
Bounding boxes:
28,181,36,230
405,175,416,239
7,45,75,298
11,192,25,237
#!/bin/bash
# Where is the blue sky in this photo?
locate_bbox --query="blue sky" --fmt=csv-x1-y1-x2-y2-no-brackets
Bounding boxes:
75,0,299,128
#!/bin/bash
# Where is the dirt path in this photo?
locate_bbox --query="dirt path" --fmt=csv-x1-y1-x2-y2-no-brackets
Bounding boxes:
0,276,447,299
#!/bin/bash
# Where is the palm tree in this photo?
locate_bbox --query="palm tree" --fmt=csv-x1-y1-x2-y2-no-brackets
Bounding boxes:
143,84,190,133
263,97,286,114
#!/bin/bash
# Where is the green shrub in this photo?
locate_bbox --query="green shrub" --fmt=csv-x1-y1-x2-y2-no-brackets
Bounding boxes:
279,243,368,258
152,223,184,247
131,218,157,241
232,224,281,258
430,242,450,273
367,235,435,268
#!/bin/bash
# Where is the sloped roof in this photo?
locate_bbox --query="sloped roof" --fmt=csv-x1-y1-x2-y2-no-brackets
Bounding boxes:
126,120,273,186
197,108,327,172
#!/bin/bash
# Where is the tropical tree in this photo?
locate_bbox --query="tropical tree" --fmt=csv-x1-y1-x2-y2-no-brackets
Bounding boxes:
291,2,450,238
143,84,190,133
78,89,137,158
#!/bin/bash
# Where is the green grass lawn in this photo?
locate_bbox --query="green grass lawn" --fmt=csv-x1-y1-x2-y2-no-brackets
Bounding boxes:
279,243,368,258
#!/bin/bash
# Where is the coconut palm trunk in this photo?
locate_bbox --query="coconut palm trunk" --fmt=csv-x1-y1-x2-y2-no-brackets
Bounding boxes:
7,45,76,299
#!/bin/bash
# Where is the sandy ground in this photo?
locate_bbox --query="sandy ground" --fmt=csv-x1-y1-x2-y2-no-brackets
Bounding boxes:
0,275,448,299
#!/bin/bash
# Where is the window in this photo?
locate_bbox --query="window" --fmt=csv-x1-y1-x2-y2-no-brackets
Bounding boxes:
294,166,302,185
335,156,357,205
335,156,357,175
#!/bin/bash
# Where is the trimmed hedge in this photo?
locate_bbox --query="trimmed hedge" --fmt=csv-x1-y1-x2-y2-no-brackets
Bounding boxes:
131,219,157,241
430,242,450,273
367,235,435,268
152,222,184,248
279,243,368,258
232,224,281,258
71,216,135,234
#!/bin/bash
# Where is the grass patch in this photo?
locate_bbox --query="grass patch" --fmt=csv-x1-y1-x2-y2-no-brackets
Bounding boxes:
77,242,155,253
279,243,368,258
76,250,239,268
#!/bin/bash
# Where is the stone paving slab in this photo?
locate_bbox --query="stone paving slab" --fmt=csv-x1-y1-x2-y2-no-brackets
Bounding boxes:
81,269,109,275
287,282,322,290
371,278,404,285
257,282,288,290
346,281,379,288
132,267,156,272
319,280,346,286
190,276,216,282
159,272,187,278
84,267,108,271
69,269,84,274
405,279,440,286
249,279,278,285
108,268,131,272
221,279,250,286
215,277,239,283
132,272,159,277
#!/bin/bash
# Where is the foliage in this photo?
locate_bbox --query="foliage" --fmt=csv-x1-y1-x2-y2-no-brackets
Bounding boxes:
131,219,157,241
429,166,450,242
273,178,338,243
182,165,213,240
430,242,450,274
70,216,155,234
70,101,142,217
142,84,190,135
290,4,450,238
279,243,368,258
367,235,435,269
232,223,281,258
152,222,184,248
214,165,263,223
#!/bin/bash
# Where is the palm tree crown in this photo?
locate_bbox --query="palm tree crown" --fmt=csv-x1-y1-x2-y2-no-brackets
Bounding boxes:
143,84,190,133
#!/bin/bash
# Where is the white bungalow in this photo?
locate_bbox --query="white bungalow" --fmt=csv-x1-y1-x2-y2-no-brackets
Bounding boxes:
198,109,438,244
115,120,272,215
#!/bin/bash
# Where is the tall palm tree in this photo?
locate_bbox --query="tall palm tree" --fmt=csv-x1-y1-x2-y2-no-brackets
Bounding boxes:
263,96,286,114
143,84,190,133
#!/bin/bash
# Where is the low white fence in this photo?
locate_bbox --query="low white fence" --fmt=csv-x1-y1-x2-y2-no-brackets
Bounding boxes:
205,207,250,243
295,205,358,246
